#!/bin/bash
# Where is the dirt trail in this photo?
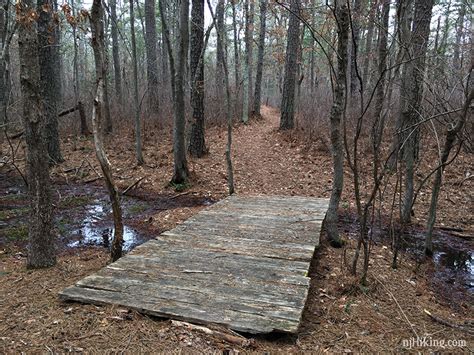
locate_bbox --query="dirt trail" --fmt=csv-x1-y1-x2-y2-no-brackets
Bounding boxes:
201,105,333,198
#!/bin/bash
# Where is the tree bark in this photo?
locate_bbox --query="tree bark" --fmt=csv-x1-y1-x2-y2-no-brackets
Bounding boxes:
326,0,349,247
188,0,207,158
279,0,301,130
252,0,266,117
110,0,122,105
130,0,145,165
17,0,56,268
452,0,466,71
231,0,241,117
242,0,254,123
37,0,63,164
215,0,225,95
399,0,434,224
349,0,362,97
145,0,160,113
425,71,473,255
70,0,89,135
160,0,190,183
90,0,124,262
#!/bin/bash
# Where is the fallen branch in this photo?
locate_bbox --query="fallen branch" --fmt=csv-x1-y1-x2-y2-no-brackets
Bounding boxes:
169,191,191,200
122,176,145,196
171,320,253,347
423,309,474,335
374,276,418,338
58,105,79,117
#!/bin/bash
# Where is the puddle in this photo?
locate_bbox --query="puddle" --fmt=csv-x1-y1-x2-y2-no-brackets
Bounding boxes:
399,232,474,296
66,200,147,251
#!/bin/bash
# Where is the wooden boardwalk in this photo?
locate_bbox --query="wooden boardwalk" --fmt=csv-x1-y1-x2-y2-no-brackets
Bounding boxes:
60,195,329,334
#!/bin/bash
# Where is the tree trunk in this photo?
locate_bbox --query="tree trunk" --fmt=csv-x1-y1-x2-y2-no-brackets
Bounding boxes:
145,0,160,113
17,0,56,268
231,0,241,117
0,0,11,131
70,0,90,135
361,0,376,89
38,0,63,164
110,0,122,105
279,0,301,130
452,0,466,71
399,0,434,224
90,0,124,262
102,18,112,134
252,0,266,117
160,0,190,183
188,0,207,158
349,0,362,97
325,0,349,247
242,0,254,123
130,0,145,165
215,0,225,95
425,75,473,255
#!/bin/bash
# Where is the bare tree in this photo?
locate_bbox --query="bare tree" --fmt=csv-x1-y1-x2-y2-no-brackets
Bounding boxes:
130,0,145,165
38,0,63,164
279,0,301,130
17,0,55,268
425,65,473,255
70,0,90,135
159,0,190,183
188,0,207,157
242,0,254,123
252,0,267,117
398,0,435,224
325,0,349,247
145,0,160,113
110,0,122,104
90,0,124,261
215,0,225,95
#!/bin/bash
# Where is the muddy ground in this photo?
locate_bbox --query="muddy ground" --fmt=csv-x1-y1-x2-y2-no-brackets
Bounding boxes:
0,106,473,352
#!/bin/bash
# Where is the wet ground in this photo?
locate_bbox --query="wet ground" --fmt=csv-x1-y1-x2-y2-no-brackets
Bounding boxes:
338,211,473,306
1,175,472,306
0,175,214,253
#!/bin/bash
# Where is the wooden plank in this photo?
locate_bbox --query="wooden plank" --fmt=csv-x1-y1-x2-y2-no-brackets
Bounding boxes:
159,232,316,261
60,194,329,334
60,285,301,333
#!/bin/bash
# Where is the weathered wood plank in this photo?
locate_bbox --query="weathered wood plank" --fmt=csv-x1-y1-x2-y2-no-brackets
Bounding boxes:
60,194,329,334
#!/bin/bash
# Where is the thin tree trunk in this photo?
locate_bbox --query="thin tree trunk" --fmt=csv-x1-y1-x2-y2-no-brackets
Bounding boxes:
426,75,473,255
349,0,362,97
159,0,189,183
252,0,266,117
361,0,376,89
130,0,145,165
453,0,466,71
70,0,89,135
242,0,252,123
215,0,225,95
188,0,207,157
110,0,122,105
38,0,63,164
90,0,124,262
231,0,241,116
279,0,301,130
17,0,55,268
400,0,434,224
326,0,349,247
102,14,112,134
145,0,160,113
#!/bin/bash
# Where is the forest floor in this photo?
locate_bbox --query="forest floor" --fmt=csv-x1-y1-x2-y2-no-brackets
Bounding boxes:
0,106,473,352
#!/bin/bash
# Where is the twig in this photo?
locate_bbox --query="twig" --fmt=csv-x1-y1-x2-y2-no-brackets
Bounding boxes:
169,191,191,200
374,275,418,338
423,309,474,335
122,176,144,195
171,320,253,347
